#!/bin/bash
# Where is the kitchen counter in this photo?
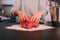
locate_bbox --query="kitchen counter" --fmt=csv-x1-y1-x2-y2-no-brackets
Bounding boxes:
0,22,60,40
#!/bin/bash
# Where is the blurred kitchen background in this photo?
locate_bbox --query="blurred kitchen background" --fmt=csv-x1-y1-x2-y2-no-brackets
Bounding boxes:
0,0,60,40
0,0,18,23
0,0,60,27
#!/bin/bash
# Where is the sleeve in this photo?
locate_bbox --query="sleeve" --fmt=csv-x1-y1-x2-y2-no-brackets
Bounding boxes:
39,0,50,16
10,0,21,14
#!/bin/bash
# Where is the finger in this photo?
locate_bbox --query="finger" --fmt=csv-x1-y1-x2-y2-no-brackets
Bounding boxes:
31,15,35,21
20,16,22,20
20,15,24,21
25,16,30,21
32,15,37,21
34,18,39,23
32,18,39,23
32,18,36,22
34,18,38,22
23,16,25,20
21,13,26,20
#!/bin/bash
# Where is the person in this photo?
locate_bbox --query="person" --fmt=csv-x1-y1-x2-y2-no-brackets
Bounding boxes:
11,0,49,23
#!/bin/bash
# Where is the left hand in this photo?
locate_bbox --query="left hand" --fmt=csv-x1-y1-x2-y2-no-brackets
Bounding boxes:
31,13,42,23
31,11,44,22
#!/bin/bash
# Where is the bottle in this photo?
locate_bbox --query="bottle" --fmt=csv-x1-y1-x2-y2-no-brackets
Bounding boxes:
50,1,60,27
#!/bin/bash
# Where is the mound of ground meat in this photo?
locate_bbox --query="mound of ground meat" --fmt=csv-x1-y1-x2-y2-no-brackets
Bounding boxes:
20,16,39,29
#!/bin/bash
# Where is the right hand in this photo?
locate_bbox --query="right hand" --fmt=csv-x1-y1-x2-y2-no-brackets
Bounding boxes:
14,10,29,21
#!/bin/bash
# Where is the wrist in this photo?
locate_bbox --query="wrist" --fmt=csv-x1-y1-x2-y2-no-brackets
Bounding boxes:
14,10,20,14
38,12,43,18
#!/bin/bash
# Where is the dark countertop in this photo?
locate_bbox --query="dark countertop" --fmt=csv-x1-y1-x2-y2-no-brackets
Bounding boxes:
0,22,60,40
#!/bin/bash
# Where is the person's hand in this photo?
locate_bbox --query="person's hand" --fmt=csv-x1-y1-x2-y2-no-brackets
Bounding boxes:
31,13,41,23
14,10,29,21
31,11,43,22
19,11,29,21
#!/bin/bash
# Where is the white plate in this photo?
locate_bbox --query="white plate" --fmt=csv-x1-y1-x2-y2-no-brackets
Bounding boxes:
5,25,54,31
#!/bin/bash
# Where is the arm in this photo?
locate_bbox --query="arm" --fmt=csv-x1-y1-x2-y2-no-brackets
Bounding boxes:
10,0,28,20
31,0,49,22
39,0,49,16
